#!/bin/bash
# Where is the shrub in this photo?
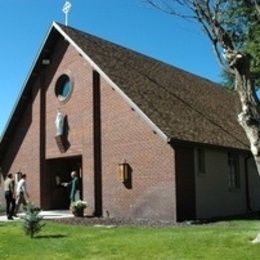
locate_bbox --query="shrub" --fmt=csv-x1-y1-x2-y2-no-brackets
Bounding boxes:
21,202,45,238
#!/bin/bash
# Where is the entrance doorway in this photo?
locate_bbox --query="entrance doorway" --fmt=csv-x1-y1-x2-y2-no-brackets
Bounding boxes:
44,156,82,210
175,146,196,222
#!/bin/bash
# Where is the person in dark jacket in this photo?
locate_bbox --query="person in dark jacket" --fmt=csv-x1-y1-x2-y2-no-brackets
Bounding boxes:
62,171,80,203
4,173,16,220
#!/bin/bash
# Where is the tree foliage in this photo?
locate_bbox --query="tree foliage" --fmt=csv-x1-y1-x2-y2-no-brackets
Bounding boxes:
221,0,260,87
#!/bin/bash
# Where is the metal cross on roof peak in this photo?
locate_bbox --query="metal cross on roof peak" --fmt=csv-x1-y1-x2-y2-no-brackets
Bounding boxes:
62,1,72,26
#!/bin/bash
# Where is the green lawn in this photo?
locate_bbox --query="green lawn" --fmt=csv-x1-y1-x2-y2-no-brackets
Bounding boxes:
0,220,260,259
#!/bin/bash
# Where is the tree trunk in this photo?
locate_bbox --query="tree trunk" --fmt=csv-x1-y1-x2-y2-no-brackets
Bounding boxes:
235,54,260,175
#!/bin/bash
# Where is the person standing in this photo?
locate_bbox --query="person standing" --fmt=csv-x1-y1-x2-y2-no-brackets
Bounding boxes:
62,171,80,203
4,173,16,220
69,171,80,203
14,174,29,214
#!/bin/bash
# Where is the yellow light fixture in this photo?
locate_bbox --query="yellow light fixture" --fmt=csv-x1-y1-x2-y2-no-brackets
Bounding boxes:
118,160,129,182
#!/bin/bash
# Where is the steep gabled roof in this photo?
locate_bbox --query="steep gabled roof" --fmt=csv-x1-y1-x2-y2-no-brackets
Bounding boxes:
58,23,248,150
0,22,249,159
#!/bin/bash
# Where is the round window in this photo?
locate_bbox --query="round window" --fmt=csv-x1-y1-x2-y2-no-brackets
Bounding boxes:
55,74,73,102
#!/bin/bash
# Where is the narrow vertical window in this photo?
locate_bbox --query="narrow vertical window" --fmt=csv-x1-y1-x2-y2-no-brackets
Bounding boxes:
197,148,205,174
228,153,240,190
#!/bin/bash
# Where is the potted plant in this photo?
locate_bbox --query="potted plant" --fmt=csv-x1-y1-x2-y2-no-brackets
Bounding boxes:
71,200,87,217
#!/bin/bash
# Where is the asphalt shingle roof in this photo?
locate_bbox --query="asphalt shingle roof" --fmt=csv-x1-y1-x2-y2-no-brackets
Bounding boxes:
60,24,249,150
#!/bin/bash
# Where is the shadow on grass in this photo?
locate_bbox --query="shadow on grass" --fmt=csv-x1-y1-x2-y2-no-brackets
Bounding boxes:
35,234,67,239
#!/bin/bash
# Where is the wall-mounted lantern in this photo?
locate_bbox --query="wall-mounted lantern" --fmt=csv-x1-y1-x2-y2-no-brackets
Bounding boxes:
118,160,130,183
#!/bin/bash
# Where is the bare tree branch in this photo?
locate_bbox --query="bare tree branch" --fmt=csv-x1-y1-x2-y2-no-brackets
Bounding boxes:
146,0,196,19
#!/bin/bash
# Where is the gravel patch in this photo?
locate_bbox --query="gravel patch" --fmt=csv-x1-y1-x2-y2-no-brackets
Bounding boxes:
49,216,177,228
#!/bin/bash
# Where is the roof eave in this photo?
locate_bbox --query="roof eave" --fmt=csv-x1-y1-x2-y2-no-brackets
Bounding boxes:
169,137,250,152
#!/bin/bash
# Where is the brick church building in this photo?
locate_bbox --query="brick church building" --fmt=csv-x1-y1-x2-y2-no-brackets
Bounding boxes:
0,22,260,222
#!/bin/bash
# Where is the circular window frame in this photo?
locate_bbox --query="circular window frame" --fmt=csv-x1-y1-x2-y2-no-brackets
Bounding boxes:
55,73,74,104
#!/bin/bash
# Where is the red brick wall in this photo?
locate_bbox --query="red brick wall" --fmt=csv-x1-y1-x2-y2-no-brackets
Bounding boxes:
1,39,177,221
45,40,177,220
45,43,93,159
100,78,176,221
1,80,41,206
44,41,96,212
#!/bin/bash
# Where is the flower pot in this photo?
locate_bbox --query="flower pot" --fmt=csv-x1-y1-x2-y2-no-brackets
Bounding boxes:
73,209,84,217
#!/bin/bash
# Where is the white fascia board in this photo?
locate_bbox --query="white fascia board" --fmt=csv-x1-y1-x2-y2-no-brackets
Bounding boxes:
0,23,55,142
53,22,169,143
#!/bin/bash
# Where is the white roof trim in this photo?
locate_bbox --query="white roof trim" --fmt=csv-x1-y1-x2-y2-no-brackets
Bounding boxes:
53,22,169,142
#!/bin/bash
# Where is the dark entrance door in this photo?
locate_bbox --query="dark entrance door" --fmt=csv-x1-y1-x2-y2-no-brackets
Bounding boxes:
175,146,196,222
44,156,82,210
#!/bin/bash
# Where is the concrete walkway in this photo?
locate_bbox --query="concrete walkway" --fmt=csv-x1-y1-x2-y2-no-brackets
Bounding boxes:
0,210,73,222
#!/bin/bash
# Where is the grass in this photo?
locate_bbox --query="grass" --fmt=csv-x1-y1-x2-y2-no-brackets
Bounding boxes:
0,220,260,259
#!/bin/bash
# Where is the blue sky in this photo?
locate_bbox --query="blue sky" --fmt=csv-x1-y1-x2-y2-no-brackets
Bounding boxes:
0,0,221,137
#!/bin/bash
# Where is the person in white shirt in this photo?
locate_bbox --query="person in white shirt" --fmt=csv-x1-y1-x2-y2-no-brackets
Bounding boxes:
14,174,29,214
